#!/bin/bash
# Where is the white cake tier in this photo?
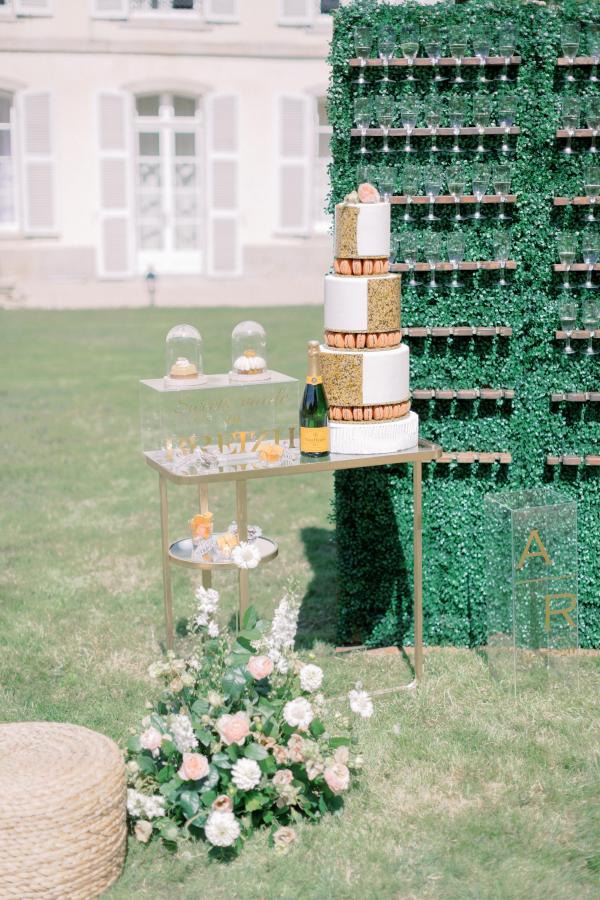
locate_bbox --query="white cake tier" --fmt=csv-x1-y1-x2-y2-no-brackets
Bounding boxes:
329,412,419,455
320,343,410,409
324,272,400,334
334,201,390,259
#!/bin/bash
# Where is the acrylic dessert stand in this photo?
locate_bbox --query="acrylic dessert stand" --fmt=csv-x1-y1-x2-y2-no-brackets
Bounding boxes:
145,436,441,682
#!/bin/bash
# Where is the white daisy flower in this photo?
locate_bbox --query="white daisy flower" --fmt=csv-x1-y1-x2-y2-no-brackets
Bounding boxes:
231,757,262,791
204,810,241,847
231,541,262,570
348,689,374,719
283,697,314,731
299,663,323,693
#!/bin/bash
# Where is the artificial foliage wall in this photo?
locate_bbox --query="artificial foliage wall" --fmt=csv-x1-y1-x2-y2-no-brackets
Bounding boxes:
330,0,600,648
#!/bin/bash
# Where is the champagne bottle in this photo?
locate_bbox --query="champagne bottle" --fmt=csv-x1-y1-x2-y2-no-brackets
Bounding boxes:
300,340,329,457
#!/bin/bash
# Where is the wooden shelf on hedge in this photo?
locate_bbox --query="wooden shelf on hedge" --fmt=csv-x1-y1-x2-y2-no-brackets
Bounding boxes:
553,197,600,206
555,329,600,340
546,454,600,466
556,129,599,139
391,261,517,272
403,325,513,338
557,57,600,67
437,451,512,464
352,127,521,138
392,194,517,205
553,263,600,271
551,391,600,403
349,56,521,68
412,387,514,401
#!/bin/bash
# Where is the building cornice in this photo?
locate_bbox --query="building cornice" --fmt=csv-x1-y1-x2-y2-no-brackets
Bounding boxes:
0,38,329,60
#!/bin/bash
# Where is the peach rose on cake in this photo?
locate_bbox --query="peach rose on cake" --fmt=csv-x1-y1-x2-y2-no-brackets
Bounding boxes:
216,711,251,746
178,752,209,782
247,655,274,680
357,182,381,204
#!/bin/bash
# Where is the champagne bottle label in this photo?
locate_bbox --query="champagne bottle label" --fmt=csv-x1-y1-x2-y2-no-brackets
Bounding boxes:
306,376,323,385
300,426,329,454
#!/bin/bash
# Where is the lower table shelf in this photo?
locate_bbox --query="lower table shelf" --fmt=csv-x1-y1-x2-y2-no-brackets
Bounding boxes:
168,536,279,570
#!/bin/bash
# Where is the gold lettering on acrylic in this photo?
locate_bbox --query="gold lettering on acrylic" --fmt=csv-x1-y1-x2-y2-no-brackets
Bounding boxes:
544,594,577,632
516,530,553,570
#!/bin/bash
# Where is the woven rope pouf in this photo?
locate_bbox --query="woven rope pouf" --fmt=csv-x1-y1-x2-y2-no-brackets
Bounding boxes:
0,722,126,899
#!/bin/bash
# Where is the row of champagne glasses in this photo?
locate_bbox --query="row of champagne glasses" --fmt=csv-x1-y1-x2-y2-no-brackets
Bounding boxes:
560,96,600,153
559,297,600,356
354,94,518,155
357,162,513,222
557,231,600,290
354,23,519,86
391,231,512,288
560,22,600,82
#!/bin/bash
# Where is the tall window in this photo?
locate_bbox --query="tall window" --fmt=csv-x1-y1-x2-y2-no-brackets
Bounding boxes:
320,0,340,12
135,93,202,274
0,92,17,231
313,96,332,233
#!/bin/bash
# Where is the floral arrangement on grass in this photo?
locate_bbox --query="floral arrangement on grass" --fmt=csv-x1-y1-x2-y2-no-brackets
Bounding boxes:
125,585,371,855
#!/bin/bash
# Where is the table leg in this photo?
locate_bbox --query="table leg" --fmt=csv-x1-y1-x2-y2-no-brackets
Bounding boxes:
159,474,174,651
198,484,212,591
413,461,423,681
236,479,249,629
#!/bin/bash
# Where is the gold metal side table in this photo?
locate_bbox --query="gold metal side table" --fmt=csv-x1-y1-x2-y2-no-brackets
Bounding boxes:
144,437,441,681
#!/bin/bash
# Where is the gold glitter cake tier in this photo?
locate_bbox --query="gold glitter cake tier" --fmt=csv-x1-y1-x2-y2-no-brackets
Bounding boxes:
319,344,410,410
324,272,400,336
334,201,391,260
329,400,411,422
325,331,402,349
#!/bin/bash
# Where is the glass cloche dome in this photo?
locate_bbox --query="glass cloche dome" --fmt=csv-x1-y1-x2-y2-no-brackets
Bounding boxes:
164,324,207,386
229,320,271,383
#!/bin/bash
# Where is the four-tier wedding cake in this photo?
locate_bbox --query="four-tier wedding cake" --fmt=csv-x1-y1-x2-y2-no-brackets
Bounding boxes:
320,183,419,455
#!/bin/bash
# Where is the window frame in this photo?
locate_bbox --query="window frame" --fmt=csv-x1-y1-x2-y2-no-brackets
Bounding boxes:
129,0,201,19
0,91,20,234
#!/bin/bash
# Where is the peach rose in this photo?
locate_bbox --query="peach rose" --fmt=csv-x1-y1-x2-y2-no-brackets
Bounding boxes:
273,744,288,765
247,655,274,680
357,182,381,204
178,752,209,781
273,826,297,849
334,745,350,766
216,711,251,746
140,726,162,753
324,763,350,795
287,733,305,763
273,769,293,787
212,794,233,813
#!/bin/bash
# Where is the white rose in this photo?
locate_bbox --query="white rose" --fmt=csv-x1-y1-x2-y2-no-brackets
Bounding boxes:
231,757,262,791
283,697,314,732
299,664,323,693
348,689,374,719
204,811,241,847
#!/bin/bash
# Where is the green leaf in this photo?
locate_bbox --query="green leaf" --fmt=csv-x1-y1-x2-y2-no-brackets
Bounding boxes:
200,789,217,808
259,755,277,775
244,792,268,812
157,764,175,783
127,735,141,753
242,606,258,630
195,728,212,748
179,790,200,819
191,698,210,716
328,737,351,749
238,628,262,642
211,752,232,769
244,742,268,761
222,665,251,700
310,719,326,738
138,754,158,775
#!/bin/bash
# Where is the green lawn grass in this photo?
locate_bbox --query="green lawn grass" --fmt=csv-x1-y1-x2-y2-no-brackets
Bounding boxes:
2,308,600,899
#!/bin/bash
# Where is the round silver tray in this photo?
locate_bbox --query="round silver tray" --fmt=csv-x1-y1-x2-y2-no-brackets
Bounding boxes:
168,536,278,570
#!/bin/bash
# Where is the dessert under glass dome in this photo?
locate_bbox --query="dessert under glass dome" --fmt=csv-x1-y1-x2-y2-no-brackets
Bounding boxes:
164,324,207,387
229,320,271,383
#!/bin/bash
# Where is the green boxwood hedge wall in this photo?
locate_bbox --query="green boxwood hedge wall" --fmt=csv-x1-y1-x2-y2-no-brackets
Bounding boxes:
329,0,600,648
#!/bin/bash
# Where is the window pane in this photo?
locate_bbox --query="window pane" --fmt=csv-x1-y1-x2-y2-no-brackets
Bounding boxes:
175,193,197,217
320,0,340,13
174,132,195,156
173,95,196,118
175,162,196,187
138,131,160,156
318,97,329,127
172,0,195,9
138,162,161,187
138,193,162,217
136,95,160,117
318,132,330,159
0,131,11,157
139,223,163,250
0,95,11,125
175,223,197,249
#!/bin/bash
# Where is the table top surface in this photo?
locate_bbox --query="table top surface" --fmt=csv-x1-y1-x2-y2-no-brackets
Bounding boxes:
144,437,442,484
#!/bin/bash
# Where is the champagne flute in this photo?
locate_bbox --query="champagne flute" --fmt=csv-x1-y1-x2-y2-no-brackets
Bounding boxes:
587,96,600,155
498,22,518,83
473,95,493,154
582,297,599,355
354,97,371,157
559,297,578,355
498,94,518,154
472,23,491,84
582,229,599,289
449,25,468,84
400,232,419,287
447,232,465,289
390,233,400,265
561,22,580,84
561,96,581,156
376,94,395,156
449,95,467,154
494,163,512,222
584,163,600,222
471,161,491,221
424,165,443,222
424,94,443,154
400,24,420,83
557,231,578,291
402,163,420,223
424,232,443,290
354,26,372,86
493,230,511,286
400,97,418,154
447,162,467,222
378,24,396,87
422,23,445,83
378,165,398,202
589,24,600,84
356,163,374,185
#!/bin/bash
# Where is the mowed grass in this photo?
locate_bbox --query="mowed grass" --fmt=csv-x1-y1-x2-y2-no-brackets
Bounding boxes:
1,308,600,900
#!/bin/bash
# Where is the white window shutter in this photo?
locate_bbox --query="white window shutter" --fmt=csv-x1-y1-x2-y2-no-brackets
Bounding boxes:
91,0,129,19
204,0,239,24
278,0,314,26
276,94,310,235
19,91,57,236
96,92,134,278
14,0,52,15
206,93,241,277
